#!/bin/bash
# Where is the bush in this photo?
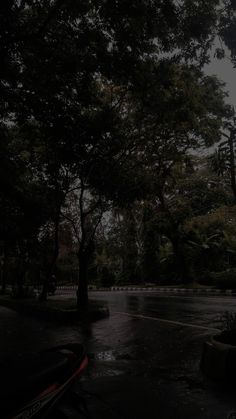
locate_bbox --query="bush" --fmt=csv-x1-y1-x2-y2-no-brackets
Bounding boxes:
210,269,236,289
99,266,115,287
220,311,236,331
198,271,215,286
11,285,37,299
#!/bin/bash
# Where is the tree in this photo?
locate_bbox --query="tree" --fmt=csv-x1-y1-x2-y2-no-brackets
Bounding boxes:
62,178,109,307
218,1,236,65
128,62,231,280
209,120,236,202
139,203,161,283
0,0,231,304
0,124,56,295
184,205,236,277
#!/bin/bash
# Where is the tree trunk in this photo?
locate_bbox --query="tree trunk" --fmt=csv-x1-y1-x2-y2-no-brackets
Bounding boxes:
40,212,60,301
77,249,89,309
16,255,27,298
229,130,236,202
0,242,8,294
14,241,29,298
170,234,191,283
16,271,25,298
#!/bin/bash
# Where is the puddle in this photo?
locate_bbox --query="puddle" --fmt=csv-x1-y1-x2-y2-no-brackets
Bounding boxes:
90,350,116,361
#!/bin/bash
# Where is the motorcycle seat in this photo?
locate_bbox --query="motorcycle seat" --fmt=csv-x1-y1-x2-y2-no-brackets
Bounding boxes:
1,345,85,416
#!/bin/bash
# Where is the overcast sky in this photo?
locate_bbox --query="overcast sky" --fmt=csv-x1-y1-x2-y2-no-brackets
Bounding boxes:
192,51,236,156
205,52,236,109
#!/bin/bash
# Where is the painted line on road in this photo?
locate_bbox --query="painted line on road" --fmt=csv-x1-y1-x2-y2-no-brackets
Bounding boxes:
115,311,220,333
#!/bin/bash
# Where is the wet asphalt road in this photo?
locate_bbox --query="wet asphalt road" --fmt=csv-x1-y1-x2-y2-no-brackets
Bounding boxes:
1,291,236,418
81,292,236,419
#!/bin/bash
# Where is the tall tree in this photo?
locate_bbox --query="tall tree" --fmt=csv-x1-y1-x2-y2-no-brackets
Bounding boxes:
0,0,230,303
210,120,236,202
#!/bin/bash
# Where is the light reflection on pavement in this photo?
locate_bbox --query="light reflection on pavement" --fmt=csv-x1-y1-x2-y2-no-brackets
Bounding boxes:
1,291,236,418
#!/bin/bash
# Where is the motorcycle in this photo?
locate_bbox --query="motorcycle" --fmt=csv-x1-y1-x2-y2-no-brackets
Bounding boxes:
1,343,88,419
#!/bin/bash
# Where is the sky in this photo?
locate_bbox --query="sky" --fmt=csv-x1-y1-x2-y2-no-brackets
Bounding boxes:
205,52,236,109
193,51,236,156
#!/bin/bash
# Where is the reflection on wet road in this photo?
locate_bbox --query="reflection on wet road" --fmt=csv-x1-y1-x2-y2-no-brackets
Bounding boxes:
90,291,236,330
81,292,236,419
0,291,235,358
71,291,236,382
1,291,236,418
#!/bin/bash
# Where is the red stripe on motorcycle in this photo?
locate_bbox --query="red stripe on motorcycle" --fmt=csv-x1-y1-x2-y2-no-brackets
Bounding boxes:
38,382,58,398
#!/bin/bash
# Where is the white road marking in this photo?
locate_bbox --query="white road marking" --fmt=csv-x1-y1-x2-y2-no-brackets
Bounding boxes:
115,311,220,332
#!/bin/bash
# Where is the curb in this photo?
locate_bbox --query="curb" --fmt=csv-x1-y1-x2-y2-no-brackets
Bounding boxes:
0,297,109,323
46,285,236,297
104,286,235,296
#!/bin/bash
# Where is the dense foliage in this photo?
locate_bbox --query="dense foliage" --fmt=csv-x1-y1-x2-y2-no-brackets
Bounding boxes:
1,0,236,304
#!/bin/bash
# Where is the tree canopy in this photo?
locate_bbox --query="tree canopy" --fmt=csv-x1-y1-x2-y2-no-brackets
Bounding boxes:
1,0,236,302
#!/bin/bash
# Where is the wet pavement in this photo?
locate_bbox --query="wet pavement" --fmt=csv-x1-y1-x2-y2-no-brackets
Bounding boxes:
80,292,236,419
1,291,236,418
